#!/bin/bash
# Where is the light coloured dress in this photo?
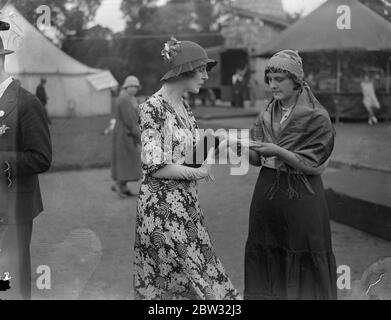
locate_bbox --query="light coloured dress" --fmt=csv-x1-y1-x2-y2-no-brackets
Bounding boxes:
360,81,381,111
134,92,241,300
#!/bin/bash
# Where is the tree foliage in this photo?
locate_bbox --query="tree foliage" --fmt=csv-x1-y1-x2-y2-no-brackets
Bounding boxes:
120,0,233,34
0,0,102,36
117,0,229,92
359,0,391,22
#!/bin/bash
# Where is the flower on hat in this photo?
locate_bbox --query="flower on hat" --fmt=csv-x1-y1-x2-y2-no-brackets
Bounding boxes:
161,37,182,63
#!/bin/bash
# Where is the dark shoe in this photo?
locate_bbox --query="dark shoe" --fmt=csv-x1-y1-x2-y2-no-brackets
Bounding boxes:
111,184,128,198
123,188,137,197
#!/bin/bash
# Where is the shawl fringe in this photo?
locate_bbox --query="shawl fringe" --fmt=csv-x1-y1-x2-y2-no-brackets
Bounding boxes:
264,166,315,200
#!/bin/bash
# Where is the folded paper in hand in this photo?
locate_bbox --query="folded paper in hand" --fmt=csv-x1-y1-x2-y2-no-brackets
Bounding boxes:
183,130,220,168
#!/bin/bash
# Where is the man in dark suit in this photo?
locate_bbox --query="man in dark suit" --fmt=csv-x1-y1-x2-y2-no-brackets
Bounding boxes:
0,36,52,300
35,77,51,124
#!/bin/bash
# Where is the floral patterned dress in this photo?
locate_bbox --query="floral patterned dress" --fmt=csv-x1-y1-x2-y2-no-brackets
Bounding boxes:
134,92,241,300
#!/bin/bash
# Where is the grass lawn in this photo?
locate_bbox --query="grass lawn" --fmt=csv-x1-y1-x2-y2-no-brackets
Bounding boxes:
49,115,113,172
49,112,391,173
48,110,240,172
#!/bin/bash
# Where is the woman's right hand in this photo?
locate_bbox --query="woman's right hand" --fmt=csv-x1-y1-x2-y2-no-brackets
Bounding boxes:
200,146,216,182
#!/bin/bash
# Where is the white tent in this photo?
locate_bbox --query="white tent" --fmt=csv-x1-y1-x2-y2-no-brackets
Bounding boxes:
1,5,118,117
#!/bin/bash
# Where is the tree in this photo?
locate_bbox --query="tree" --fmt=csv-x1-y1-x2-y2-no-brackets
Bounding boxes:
120,0,160,33
0,0,103,37
118,0,228,93
96,56,130,85
120,0,234,34
359,0,391,22
62,25,114,67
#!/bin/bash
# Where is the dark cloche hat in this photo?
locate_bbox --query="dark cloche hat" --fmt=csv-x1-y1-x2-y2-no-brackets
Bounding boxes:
160,37,217,81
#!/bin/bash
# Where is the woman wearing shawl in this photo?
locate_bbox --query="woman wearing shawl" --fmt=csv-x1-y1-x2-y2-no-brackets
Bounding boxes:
243,50,337,300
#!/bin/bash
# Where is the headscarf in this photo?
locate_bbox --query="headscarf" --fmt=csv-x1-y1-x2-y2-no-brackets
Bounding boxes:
265,49,305,82
252,50,335,199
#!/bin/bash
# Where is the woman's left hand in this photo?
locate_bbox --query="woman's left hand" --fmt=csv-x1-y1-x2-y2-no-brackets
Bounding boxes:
201,145,216,183
251,142,281,157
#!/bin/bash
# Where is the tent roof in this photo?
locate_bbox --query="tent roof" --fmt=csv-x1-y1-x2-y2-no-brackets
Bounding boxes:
1,5,102,75
232,0,287,22
229,6,288,28
255,0,391,56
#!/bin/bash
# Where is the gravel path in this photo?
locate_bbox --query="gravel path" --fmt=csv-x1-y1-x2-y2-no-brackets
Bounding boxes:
30,166,391,299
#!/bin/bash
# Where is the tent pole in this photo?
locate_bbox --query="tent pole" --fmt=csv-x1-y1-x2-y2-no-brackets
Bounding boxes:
387,56,390,94
335,51,341,124
336,52,341,93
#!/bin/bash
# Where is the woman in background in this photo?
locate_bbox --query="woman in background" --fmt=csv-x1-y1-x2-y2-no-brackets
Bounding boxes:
360,73,381,125
111,75,142,198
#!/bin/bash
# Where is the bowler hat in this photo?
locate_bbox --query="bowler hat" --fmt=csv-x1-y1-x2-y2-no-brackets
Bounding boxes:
160,38,217,81
0,36,14,55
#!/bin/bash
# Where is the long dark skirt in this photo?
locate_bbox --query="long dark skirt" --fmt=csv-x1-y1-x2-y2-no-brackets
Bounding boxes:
244,167,337,300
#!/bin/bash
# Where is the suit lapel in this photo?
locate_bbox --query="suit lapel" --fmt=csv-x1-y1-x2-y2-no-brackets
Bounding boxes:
0,80,19,125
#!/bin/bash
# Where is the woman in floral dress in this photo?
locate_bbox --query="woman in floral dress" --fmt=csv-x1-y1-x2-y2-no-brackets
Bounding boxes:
133,38,241,300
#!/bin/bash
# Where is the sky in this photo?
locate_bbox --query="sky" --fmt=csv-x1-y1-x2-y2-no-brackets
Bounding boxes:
94,0,328,33
282,0,327,16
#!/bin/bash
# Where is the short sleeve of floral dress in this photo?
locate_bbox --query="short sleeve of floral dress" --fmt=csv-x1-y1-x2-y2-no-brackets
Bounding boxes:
134,93,241,300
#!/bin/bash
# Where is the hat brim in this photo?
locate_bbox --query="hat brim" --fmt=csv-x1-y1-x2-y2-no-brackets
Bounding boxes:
123,84,141,88
161,58,217,81
0,49,14,55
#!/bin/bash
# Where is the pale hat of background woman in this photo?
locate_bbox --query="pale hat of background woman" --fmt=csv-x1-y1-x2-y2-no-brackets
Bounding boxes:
160,37,217,81
122,75,141,89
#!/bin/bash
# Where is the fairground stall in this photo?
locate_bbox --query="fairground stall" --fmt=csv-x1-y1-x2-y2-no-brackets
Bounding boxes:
255,0,391,122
